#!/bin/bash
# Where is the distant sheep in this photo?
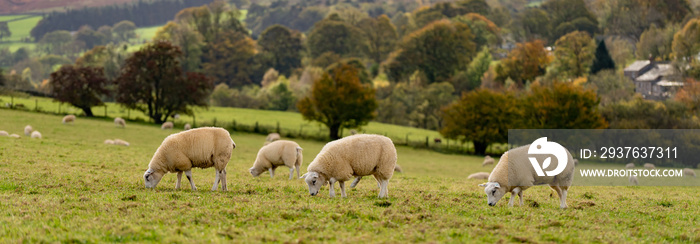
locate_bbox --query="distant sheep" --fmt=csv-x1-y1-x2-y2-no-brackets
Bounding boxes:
144,127,235,191
301,134,397,198
114,117,126,128
62,115,76,124
479,138,575,209
184,123,192,130
434,138,442,144
644,163,655,169
0,131,8,137
9,134,20,139
625,163,635,169
574,159,579,166
24,125,33,135
30,131,41,139
629,175,638,185
161,122,173,130
349,129,358,135
468,172,490,180
104,139,115,145
482,155,494,166
684,168,696,177
249,140,303,179
266,133,281,142
113,139,130,146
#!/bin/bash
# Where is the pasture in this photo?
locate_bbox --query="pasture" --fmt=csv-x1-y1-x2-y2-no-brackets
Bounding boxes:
0,109,699,242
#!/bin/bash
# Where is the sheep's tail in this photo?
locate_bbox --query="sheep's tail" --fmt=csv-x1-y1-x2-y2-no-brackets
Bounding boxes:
394,164,403,173
350,176,362,188
295,147,303,167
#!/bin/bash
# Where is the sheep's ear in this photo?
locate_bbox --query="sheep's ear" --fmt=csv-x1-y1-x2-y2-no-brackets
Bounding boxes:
478,183,487,187
299,173,308,179
493,183,500,188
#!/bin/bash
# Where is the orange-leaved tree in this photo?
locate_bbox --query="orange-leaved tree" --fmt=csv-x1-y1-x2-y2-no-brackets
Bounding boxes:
495,39,551,86
523,82,607,129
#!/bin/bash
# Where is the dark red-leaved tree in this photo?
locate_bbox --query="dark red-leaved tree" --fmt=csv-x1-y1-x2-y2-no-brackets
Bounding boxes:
115,41,214,124
50,65,110,117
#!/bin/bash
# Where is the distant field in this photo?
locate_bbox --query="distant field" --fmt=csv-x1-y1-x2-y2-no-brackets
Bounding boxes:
0,109,698,242
1,15,42,42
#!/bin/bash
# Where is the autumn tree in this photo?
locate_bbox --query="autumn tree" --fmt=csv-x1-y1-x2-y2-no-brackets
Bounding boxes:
453,13,501,51
550,31,596,79
441,89,522,155
675,78,700,113
542,0,598,41
358,15,398,65
590,39,615,74
297,63,377,140
115,41,214,124
307,14,366,59
258,25,303,76
523,82,607,129
518,8,550,42
75,45,127,80
495,40,551,85
384,19,476,83
50,65,110,117
672,18,700,76
175,1,246,44
585,70,634,106
603,96,697,129
636,24,678,61
202,29,256,87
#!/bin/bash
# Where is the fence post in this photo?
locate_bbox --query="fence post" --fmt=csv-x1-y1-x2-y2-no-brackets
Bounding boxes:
276,122,280,134
58,103,61,114
232,119,237,131
254,121,259,133
127,109,130,120
193,114,196,127
425,136,429,148
213,117,217,127
104,106,107,117
34,99,38,111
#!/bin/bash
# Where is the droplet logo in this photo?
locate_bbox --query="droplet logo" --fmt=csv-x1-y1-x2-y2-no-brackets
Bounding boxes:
528,137,568,176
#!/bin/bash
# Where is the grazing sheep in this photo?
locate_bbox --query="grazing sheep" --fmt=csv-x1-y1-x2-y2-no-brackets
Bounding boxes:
644,163,655,169
104,139,115,145
173,114,180,120
468,172,490,180
113,139,130,146
479,138,575,209
300,134,397,198
573,159,579,166
114,117,126,128
266,133,281,142
143,127,235,191
30,131,41,139
161,122,173,130
9,134,20,139
629,175,639,185
349,164,404,188
249,140,303,179
184,123,192,130
349,129,358,135
62,115,76,124
684,168,696,177
482,155,495,166
24,125,33,135
0,131,9,137
625,163,635,169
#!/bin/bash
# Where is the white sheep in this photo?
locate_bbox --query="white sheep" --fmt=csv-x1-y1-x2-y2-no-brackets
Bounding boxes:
0,131,8,137
161,121,173,130
300,134,397,198
574,159,579,166
184,123,192,130
30,131,41,139
479,138,575,209
629,175,639,185
625,163,635,168
468,172,490,180
684,168,696,177
62,115,76,124
266,133,281,142
10,134,20,139
104,139,115,145
24,125,33,135
114,117,126,128
144,127,235,191
113,139,130,146
482,155,494,166
644,163,655,169
249,140,303,179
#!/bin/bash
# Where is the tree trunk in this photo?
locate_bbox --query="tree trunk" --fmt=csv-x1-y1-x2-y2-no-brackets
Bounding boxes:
474,141,488,155
329,124,341,141
82,107,94,117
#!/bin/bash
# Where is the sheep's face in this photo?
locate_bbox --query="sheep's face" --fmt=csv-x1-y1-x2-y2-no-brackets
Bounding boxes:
144,169,164,189
300,172,326,196
479,182,506,206
249,167,264,177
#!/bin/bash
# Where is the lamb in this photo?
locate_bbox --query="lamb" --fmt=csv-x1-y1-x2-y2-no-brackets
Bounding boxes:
625,163,635,168
468,172,490,180
300,134,397,198
30,131,41,139
161,122,173,130
479,137,575,209
62,115,76,124
24,125,33,135
184,123,192,130
104,139,115,145
266,133,281,142
114,117,126,128
629,175,639,185
143,127,235,191
0,131,8,137
249,140,303,179
684,168,696,177
113,139,130,146
644,163,655,169
482,155,494,166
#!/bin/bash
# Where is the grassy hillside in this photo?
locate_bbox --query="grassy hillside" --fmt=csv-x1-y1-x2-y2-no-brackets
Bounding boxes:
0,109,699,242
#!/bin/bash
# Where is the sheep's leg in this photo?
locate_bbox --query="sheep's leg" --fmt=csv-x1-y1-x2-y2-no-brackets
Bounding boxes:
350,176,362,188
378,179,389,198
518,190,524,206
329,178,336,197
269,167,275,178
339,181,347,198
176,171,183,189
220,169,227,191
509,187,521,207
212,169,220,191
295,165,300,179
559,186,569,209
185,170,197,191
288,168,294,180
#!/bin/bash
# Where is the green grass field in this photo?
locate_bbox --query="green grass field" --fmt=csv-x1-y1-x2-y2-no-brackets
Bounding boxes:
0,109,699,242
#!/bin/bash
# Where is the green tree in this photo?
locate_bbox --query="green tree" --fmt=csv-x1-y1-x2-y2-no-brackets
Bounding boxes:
636,24,678,60
523,82,607,129
358,15,398,65
519,8,551,42
603,96,697,129
452,47,492,93
258,25,303,76
50,65,110,117
75,45,127,80
453,13,501,51
441,89,522,155
307,14,366,59
551,31,596,79
0,22,11,41
267,80,295,111
175,1,246,44
115,41,214,124
76,26,108,50
154,21,205,72
0,68,5,86
297,63,377,140
590,39,615,74
672,18,700,74
38,30,73,55
202,29,256,87
457,0,491,16
586,70,635,106
542,0,598,41
112,20,137,42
